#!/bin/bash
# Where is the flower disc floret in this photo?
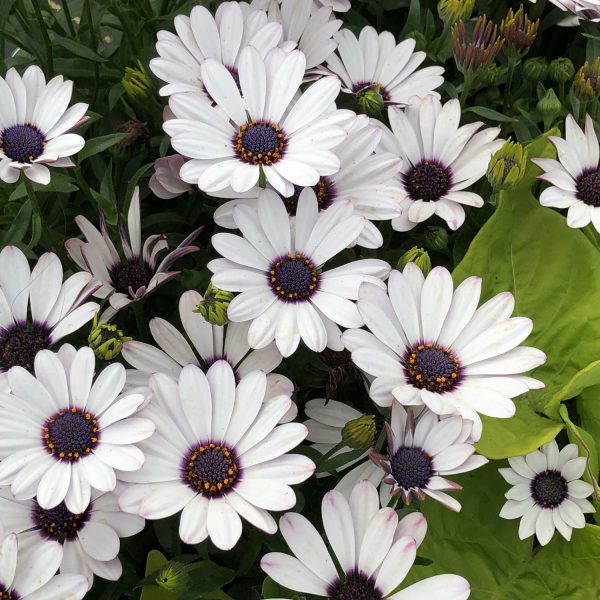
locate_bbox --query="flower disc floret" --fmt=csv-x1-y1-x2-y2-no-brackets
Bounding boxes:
0,326,49,370
43,407,99,461
183,442,239,497
390,446,434,490
403,160,452,202
111,260,152,295
234,121,286,166
34,499,92,542
576,168,600,207
403,342,461,393
328,572,382,600
0,124,46,163
531,470,569,508
269,253,319,302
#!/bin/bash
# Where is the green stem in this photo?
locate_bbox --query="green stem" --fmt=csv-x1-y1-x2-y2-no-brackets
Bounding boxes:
316,441,347,469
32,0,54,76
503,57,518,112
62,0,77,38
23,175,62,256
460,70,475,106
83,0,100,106
23,176,41,218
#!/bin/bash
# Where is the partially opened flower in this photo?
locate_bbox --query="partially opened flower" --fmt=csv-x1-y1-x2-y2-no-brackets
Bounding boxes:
166,46,347,197
531,114,600,232
149,155,192,199
0,245,100,390
326,26,444,111
209,188,391,356
0,486,145,589
341,264,546,430
0,346,155,513
118,362,314,551
65,186,200,321
0,65,87,185
499,440,595,545
150,2,282,97
0,524,87,600
379,96,503,231
261,479,471,600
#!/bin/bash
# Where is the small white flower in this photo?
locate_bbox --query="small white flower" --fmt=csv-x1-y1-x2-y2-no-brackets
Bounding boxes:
210,188,391,357
0,346,155,514
149,155,192,199
0,65,88,185
499,440,595,545
342,264,546,431
261,479,471,600
118,361,314,551
532,114,600,231
379,96,502,231
0,486,144,589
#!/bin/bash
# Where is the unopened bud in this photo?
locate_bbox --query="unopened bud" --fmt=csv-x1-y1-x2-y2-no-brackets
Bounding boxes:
397,247,432,276
356,86,385,117
193,283,234,326
477,62,501,86
500,4,539,58
487,139,528,190
537,88,562,119
549,57,575,84
573,58,600,102
423,226,449,252
341,415,377,449
122,60,153,102
88,314,132,361
438,0,475,26
156,562,189,594
523,57,548,83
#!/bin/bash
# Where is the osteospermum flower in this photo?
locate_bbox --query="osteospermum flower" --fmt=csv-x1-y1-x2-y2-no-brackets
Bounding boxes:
261,480,471,600
150,2,282,97
0,65,87,185
499,440,595,545
0,346,155,513
0,486,145,589
118,362,314,551
0,523,87,600
379,96,502,231
209,188,391,356
166,46,347,197
65,186,200,320
341,264,546,430
0,245,99,390
326,26,444,110
531,114,600,231
149,155,192,199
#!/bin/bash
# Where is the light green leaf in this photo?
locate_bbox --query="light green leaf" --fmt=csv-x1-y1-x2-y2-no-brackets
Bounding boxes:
78,133,128,163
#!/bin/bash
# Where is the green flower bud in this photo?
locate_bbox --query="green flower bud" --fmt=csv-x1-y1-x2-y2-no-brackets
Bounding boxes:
573,57,600,102
523,57,548,83
156,562,189,594
397,247,432,276
487,139,528,190
423,226,449,252
341,415,377,449
549,57,575,84
438,0,475,26
537,88,562,119
356,86,385,117
88,314,132,361
193,283,234,325
122,60,153,102
477,62,501,86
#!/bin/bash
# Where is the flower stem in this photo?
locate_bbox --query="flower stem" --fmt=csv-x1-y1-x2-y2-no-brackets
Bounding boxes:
503,57,518,112
61,0,77,38
32,0,54,76
23,175,62,256
460,70,475,106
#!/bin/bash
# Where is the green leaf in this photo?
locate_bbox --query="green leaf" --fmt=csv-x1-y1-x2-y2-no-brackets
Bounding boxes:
463,106,518,123
78,133,128,163
140,551,179,600
578,385,600,470
53,36,108,62
548,360,600,409
0,202,32,246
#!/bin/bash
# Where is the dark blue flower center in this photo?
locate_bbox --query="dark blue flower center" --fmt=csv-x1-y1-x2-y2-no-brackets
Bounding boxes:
0,123,46,164
183,443,239,497
234,121,286,165
403,342,461,392
34,499,92,543
268,253,319,302
111,261,152,296
43,408,99,461
283,178,336,216
576,169,600,207
403,160,451,202
328,572,382,600
390,446,433,489
531,470,568,508
0,584,18,600
0,326,49,370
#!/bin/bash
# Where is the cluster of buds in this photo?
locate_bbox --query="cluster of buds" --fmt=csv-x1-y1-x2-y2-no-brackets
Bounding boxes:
574,57,600,102
397,246,432,275
88,314,132,360
193,282,234,326
438,0,475,26
500,4,539,58
451,15,505,74
487,139,528,190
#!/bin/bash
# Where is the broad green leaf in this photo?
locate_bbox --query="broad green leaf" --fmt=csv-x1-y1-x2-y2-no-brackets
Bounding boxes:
578,385,600,471
78,133,128,163
548,360,600,410
464,106,518,123
140,551,179,600
54,36,108,62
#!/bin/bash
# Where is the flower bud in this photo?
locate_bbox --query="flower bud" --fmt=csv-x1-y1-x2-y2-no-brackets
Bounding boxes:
537,88,562,120
356,86,385,117
549,57,575,84
341,415,377,450
156,562,189,594
397,247,432,276
451,15,505,74
193,283,234,326
500,4,539,58
477,62,501,86
573,58,600,102
438,0,475,26
487,139,528,190
122,60,153,102
423,226,449,252
523,57,548,83
88,315,132,361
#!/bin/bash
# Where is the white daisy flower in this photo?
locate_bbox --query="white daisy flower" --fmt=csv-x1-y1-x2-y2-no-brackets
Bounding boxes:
0,346,155,514
253,0,351,14
209,188,391,357
0,486,145,589
165,46,348,197
0,245,100,390
379,96,502,231
0,524,87,600
341,264,546,431
0,65,88,185
326,26,444,109
499,440,595,545
118,361,314,551
261,479,471,600
149,155,192,199
528,0,600,23
65,186,200,321
150,2,283,98
213,116,404,249
531,114,600,231
121,290,297,421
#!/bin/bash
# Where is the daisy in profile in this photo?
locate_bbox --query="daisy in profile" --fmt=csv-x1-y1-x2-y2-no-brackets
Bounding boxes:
379,96,502,231
0,524,87,600
65,186,200,320
150,2,283,97
0,65,88,185
327,26,444,110
0,346,155,513
532,114,600,231
0,245,99,389
0,486,145,589
342,264,546,430
261,479,471,600
209,188,391,357
118,362,314,551
499,440,595,545
253,0,350,13
165,46,347,197
149,155,192,199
